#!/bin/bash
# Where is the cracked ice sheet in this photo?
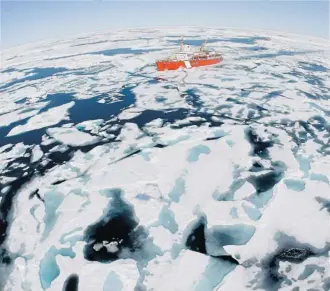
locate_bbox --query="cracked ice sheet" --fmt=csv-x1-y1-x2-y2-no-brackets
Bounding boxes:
1,69,28,83
76,119,104,132
2,27,330,291
7,102,74,136
117,108,142,120
218,179,330,290
3,27,329,68
2,28,329,113
0,108,41,127
0,142,29,173
46,256,140,291
1,86,49,109
5,124,248,290
143,250,235,291
132,82,190,110
168,132,253,231
276,256,330,290
5,146,113,253
220,254,330,291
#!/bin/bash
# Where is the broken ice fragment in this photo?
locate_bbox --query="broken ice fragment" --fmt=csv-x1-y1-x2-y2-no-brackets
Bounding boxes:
93,243,104,252
104,241,119,253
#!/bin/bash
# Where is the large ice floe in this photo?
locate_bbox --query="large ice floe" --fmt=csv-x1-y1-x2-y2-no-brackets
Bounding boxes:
0,27,330,291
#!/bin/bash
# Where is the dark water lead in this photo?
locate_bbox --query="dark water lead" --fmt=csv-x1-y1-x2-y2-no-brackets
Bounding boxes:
0,86,136,147
247,170,284,194
63,274,79,291
0,67,68,90
83,188,155,263
185,216,207,255
245,127,274,158
184,214,243,265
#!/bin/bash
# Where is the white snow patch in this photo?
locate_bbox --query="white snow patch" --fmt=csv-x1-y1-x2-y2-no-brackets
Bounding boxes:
47,127,101,146
7,102,74,136
0,108,40,127
31,145,43,163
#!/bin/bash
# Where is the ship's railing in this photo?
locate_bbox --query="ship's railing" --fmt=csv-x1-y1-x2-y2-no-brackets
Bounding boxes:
191,54,223,60
156,53,222,62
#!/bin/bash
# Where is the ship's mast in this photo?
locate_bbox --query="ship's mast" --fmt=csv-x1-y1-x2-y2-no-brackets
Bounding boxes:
200,39,207,52
180,36,184,52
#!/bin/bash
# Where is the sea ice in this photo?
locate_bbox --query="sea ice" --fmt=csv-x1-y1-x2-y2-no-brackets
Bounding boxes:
143,250,236,291
205,224,256,255
46,127,101,146
1,27,330,291
103,272,123,291
187,144,211,162
0,108,40,128
39,246,75,289
31,145,43,163
41,190,65,240
284,178,306,191
7,102,74,137
168,176,186,202
242,202,262,221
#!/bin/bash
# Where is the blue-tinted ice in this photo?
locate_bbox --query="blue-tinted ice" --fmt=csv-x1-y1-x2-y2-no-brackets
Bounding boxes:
187,145,211,163
284,179,306,192
39,246,75,289
103,272,123,291
168,177,185,203
41,190,65,240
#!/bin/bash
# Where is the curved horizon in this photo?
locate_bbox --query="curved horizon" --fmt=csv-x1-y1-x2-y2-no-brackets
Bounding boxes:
2,25,329,55
1,1,329,50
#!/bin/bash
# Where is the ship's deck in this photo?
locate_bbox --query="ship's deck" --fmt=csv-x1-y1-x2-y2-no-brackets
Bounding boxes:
157,53,223,62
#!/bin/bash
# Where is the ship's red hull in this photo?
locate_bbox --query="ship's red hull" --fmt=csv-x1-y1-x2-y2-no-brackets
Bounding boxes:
156,57,222,71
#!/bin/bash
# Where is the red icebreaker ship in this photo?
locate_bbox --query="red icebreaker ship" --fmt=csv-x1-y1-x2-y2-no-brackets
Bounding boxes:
156,38,223,71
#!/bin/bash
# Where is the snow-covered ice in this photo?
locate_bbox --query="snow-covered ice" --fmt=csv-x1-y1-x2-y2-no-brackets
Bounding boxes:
46,127,102,147
7,102,74,137
1,27,330,291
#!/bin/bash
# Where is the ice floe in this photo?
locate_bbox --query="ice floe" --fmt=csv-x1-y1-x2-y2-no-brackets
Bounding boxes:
1,27,330,291
46,127,102,147
7,102,74,137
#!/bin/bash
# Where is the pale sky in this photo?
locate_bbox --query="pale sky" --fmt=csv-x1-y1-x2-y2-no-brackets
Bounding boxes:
1,1,329,49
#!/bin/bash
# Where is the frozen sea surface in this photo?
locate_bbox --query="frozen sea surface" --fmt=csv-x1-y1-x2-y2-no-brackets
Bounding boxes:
1,27,330,291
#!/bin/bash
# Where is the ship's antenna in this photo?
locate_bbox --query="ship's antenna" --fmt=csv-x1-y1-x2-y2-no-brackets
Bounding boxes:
180,36,184,51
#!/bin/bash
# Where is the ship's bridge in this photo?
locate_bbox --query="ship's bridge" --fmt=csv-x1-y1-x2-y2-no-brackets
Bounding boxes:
181,44,194,52
173,52,193,60
172,44,196,60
